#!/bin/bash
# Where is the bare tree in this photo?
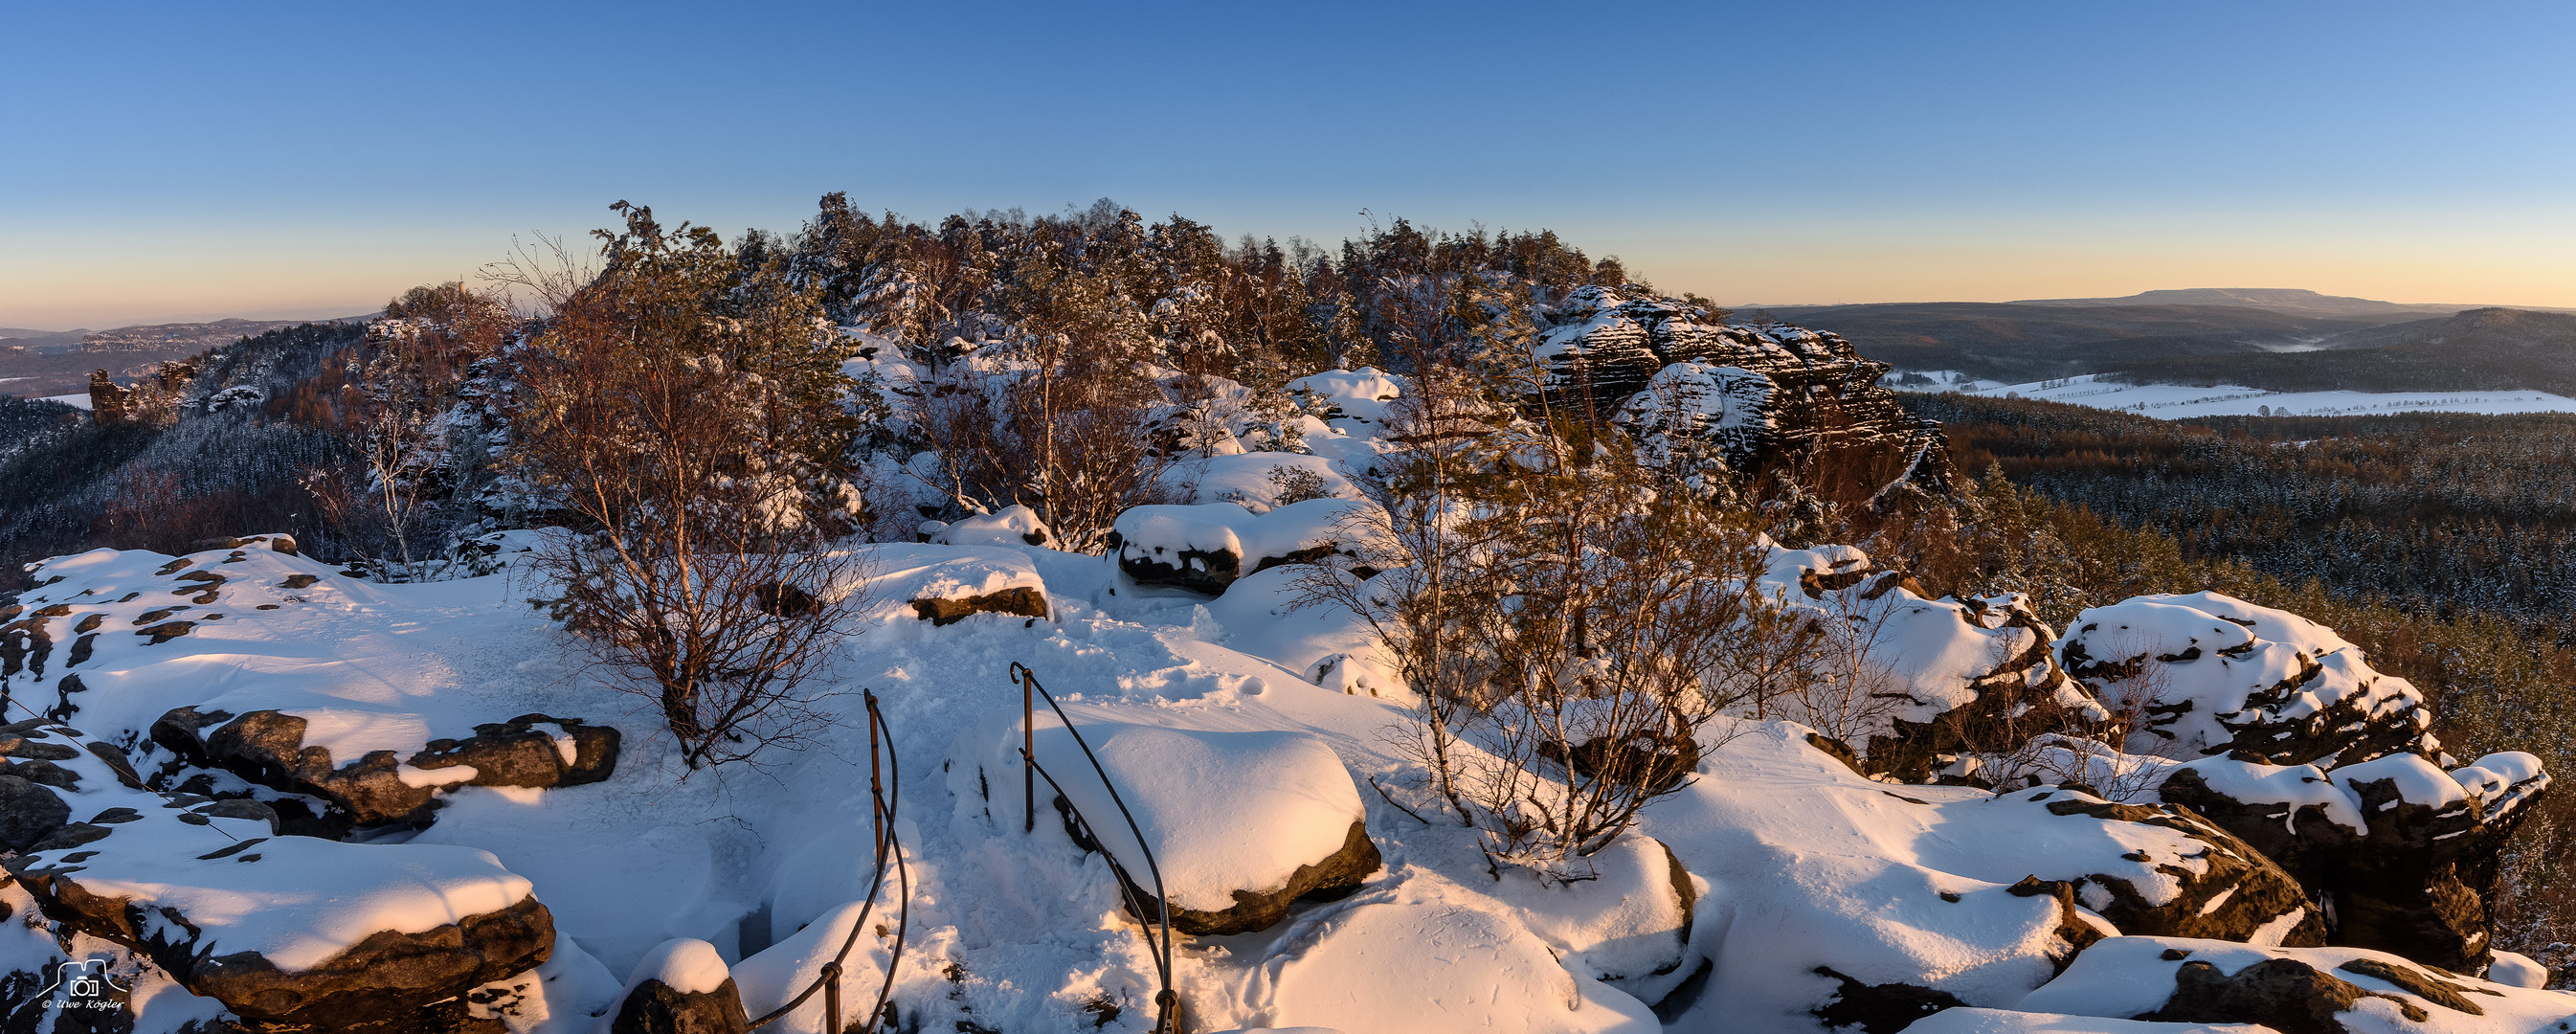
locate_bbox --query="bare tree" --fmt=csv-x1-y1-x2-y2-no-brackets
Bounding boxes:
499,203,869,772
1296,341,1804,876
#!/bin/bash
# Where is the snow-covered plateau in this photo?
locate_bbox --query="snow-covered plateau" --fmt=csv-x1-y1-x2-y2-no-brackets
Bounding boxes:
0,301,2565,1034
1884,371,2576,419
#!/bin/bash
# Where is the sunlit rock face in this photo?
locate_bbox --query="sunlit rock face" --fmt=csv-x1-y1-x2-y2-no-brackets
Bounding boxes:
1531,285,1956,503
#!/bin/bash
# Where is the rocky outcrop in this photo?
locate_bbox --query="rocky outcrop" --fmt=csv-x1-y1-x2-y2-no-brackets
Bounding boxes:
2157,752,2550,976
1531,285,1956,504
151,708,619,826
2057,592,2437,767
0,719,556,1032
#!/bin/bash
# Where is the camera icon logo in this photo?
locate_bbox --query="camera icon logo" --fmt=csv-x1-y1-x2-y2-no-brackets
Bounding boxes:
44,958,127,1009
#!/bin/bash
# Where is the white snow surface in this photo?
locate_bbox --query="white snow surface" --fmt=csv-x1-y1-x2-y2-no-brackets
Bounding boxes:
1908,1010,2276,1034
8,533,2568,1032
622,937,731,997
2018,936,2576,1033
1886,371,2576,418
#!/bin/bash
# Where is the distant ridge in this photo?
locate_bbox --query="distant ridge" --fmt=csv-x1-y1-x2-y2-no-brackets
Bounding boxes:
2009,288,2458,319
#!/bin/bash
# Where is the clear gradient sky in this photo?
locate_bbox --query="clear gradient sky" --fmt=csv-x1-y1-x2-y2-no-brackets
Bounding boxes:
5,1,2573,328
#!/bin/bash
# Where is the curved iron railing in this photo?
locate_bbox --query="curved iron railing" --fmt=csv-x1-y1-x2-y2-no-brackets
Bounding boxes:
1009,662,1180,1034
747,688,910,1033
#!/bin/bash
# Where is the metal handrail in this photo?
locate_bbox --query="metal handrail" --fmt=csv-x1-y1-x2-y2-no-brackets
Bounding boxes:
1009,662,1180,1034
747,688,909,1033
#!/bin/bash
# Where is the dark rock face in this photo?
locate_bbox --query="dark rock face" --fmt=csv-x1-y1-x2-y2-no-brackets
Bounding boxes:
152,708,620,826
0,775,72,851
609,977,752,1034
1066,806,1381,936
410,714,621,791
2143,956,2388,1034
1808,965,1969,1034
909,586,1049,626
1541,732,1700,793
1530,285,1956,505
2157,753,2549,976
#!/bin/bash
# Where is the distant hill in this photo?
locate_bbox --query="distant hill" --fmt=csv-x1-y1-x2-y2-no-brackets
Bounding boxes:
2100,306,2576,394
0,315,370,400
2008,287,2460,319
1758,300,2408,384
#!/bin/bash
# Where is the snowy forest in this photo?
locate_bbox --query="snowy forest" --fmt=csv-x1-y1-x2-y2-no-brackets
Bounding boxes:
0,197,2566,1034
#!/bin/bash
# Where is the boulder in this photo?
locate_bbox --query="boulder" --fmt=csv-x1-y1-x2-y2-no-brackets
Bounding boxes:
956,709,1379,935
609,940,750,1034
1109,499,1372,596
152,708,621,826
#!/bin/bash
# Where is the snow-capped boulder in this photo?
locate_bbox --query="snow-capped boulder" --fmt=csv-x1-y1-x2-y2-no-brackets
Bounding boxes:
148,708,619,827
2017,937,2576,1034
1758,544,2100,782
956,708,1379,935
609,938,750,1034
1644,725,2324,1032
0,719,556,1030
2057,593,2437,767
924,504,1056,549
847,542,1051,627
1492,834,1705,1005
1262,902,1660,1033
1109,498,1373,596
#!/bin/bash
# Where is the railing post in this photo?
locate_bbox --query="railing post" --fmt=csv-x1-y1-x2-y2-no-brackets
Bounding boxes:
1020,666,1037,833
823,962,841,1034
866,690,884,859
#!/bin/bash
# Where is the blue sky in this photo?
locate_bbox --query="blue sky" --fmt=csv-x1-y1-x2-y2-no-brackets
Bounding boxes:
5,1,2573,327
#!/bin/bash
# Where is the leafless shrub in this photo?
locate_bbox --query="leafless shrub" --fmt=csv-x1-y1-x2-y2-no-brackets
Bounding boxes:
499,203,869,772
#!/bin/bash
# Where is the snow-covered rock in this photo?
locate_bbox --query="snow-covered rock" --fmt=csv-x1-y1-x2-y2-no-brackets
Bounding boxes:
608,937,749,1034
148,708,619,827
1109,498,1375,597
0,719,556,1030
1259,901,1659,1033
954,707,1378,935
1758,543,2100,781
2057,593,2437,767
2018,936,2576,1034
1642,723,2324,1032
1907,1010,2279,1033
926,504,1056,549
1530,285,1956,500
844,542,1051,627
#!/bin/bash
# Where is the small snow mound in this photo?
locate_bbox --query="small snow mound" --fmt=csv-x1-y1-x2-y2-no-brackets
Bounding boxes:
624,937,731,998
930,505,1054,549
1266,903,1657,1033
2485,951,2548,990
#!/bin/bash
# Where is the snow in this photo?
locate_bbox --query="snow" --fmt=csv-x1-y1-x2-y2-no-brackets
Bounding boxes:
2018,936,2576,1033
1112,498,1374,581
622,937,732,997
2487,950,2549,990
1907,1010,2276,1034
955,708,1365,914
1259,902,1659,1033
2329,753,2469,809
929,505,1056,549
7,528,2566,1033
1885,371,2576,418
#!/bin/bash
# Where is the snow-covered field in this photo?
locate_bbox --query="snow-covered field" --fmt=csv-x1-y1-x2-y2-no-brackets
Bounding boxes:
1886,371,2576,419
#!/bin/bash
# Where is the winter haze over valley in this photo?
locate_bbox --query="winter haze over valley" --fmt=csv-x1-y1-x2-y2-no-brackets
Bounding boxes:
5,4,2576,1034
